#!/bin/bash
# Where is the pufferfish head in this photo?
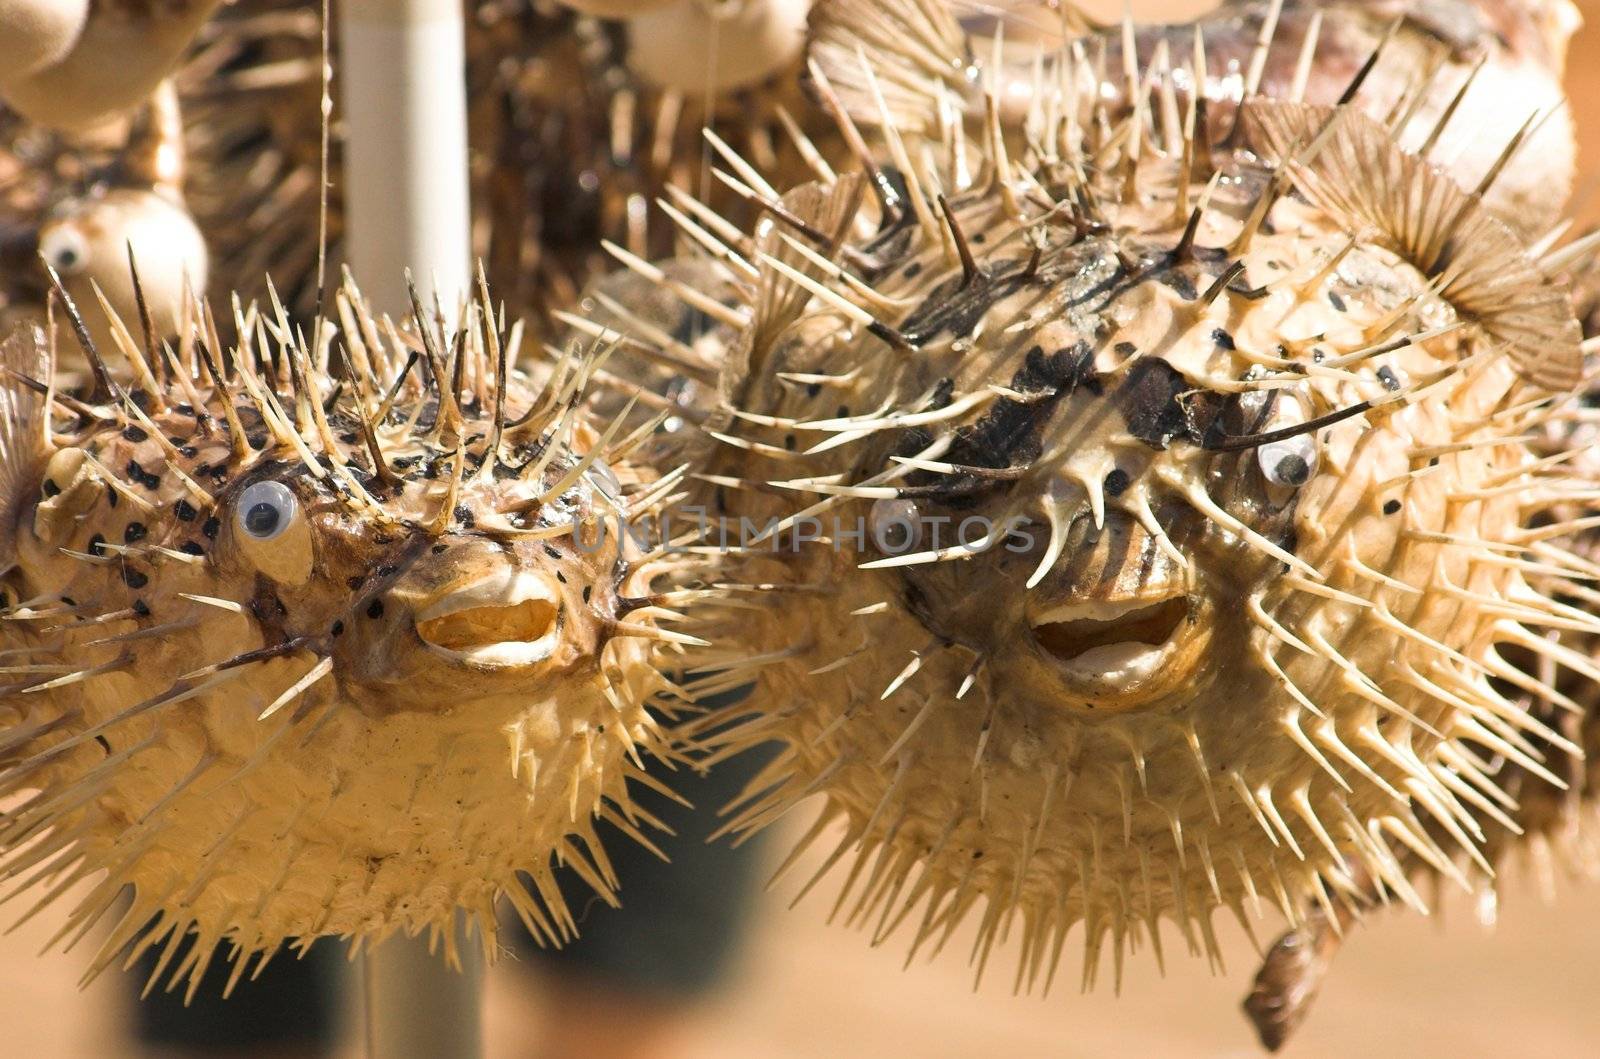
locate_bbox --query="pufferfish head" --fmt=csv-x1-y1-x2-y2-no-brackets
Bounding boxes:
193,441,628,719
0,279,697,995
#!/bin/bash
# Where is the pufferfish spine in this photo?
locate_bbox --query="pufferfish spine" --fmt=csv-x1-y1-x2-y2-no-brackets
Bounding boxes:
0,270,707,998
593,0,1598,998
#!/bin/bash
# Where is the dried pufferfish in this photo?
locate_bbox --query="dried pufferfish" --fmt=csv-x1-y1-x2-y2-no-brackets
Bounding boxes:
620,0,1597,998
838,0,1580,234
0,275,702,995
0,81,209,375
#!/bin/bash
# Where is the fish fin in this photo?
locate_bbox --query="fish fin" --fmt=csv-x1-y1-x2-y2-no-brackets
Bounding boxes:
1245,99,1582,393
748,173,868,357
716,173,869,420
1,325,54,573
807,0,972,134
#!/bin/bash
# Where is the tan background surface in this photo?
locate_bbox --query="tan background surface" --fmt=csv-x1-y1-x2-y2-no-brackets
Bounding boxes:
5,1,1600,1056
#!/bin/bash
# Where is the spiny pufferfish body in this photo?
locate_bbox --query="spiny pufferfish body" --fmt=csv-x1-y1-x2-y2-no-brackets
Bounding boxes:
0,280,693,994
665,1,1594,991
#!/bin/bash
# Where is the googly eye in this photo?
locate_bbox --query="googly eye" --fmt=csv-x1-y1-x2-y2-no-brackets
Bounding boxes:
237,481,299,541
1258,434,1318,488
39,224,89,276
234,480,313,585
869,498,922,555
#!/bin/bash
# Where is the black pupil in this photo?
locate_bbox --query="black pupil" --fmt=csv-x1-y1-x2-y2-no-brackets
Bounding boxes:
1274,453,1310,486
56,248,78,269
244,501,282,537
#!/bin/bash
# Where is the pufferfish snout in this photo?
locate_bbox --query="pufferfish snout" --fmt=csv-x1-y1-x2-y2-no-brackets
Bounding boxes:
336,536,612,712
1019,516,1206,710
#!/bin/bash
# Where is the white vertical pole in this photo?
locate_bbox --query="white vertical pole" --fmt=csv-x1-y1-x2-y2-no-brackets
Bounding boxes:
337,2,481,1057
339,0,473,316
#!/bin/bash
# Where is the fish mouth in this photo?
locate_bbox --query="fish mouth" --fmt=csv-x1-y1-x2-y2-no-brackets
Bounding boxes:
1028,594,1191,697
414,570,563,668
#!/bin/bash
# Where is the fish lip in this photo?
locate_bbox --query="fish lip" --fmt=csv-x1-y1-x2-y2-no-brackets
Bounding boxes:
1027,595,1173,627
1025,592,1192,697
415,569,563,669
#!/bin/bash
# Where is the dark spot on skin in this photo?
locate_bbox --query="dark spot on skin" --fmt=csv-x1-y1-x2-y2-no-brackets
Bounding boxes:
126,460,161,490
88,534,107,556
911,344,1097,506
1383,499,1401,515
783,434,796,450
431,544,448,555
1328,291,1347,312
366,599,384,619
178,445,198,459
806,382,822,398
202,517,221,540
133,599,150,616
123,569,149,589
543,545,562,561
180,541,205,556
453,505,475,527
903,261,922,279
1158,271,1198,300
174,498,197,522
95,735,112,754
555,571,566,584
1114,341,1137,358
124,522,147,544
837,405,850,419
1117,359,1198,450
106,490,119,509
1429,457,1440,468
122,425,149,443
582,586,593,604
347,575,365,590
1211,328,1236,351
331,620,345,637
899,260,1032,345
1104,469,1131,496
41,480,60,498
